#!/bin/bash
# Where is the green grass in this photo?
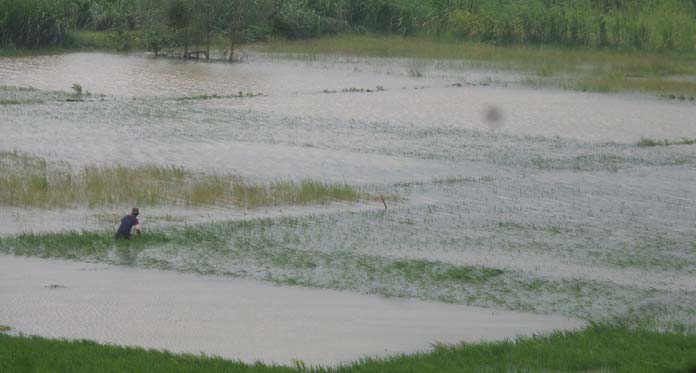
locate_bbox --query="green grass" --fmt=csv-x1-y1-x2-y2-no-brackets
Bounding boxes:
0,326,695,372
257,35,696,96
262,35,696,75
65,30,117,50
567,75,696,96
0,152,373,208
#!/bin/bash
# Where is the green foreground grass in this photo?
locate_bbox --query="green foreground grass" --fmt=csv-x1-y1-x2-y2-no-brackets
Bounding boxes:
1,326,695,372
0,152,375,209
259,35,696,96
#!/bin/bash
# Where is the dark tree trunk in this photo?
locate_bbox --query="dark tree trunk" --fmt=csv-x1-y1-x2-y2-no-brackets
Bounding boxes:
206,31,211,62
228,35,235,62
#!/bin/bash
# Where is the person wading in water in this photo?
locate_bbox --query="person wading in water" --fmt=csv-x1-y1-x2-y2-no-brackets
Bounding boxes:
115,208,142,239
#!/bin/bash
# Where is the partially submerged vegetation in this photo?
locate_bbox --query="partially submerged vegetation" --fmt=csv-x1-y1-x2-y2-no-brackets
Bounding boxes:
1,326,695,372
638,137,696,147
174,92,264,101
0,152,373,208
262,35,696,75
3,210,694,329
0,225,509,300
261,35,696,96
0,85,72,105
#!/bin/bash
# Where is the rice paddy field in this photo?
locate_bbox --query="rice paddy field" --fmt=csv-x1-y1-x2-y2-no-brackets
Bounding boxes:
1,49,696,370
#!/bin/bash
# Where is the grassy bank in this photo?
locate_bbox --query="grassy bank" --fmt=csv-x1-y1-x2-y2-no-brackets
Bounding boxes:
0,152,370,209
259,35,696,96
1,326,695,372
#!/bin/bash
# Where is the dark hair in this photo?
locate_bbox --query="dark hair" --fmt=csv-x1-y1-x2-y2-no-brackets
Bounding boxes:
131,207,140,215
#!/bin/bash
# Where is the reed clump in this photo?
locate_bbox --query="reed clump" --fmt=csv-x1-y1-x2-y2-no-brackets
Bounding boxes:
0,152,366,209
0,0,69,48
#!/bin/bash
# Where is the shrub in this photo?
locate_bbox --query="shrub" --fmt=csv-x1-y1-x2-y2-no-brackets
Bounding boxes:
0,0,69,48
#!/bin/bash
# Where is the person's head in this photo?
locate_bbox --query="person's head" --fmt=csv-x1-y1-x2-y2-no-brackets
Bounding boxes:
131,207,140,216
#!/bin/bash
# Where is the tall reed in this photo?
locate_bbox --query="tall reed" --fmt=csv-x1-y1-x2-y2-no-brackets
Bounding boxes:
0,152,367,209
0,0,69,48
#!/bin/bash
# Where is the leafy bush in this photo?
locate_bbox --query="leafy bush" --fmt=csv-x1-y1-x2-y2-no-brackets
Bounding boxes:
0,0,69,48
273,1,322,39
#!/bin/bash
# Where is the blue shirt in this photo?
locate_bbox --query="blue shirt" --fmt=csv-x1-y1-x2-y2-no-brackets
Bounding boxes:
117,214,139,236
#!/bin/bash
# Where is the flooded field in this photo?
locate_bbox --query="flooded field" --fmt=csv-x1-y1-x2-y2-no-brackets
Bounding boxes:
1,52,696,362
0,255,581,365
1,52,695,143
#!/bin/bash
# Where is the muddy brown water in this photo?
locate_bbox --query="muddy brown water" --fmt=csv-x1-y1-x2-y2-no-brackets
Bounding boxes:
1,52,695,143
0,255,582,366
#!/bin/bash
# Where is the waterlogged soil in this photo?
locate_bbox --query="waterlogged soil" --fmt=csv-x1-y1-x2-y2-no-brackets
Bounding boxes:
0,255,582,366
1,52,695,346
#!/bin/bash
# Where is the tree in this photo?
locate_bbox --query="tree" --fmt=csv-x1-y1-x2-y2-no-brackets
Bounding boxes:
214,0,273,62
167,0,190,57
221,0,247,62
137,0,169,55
193,0,216,60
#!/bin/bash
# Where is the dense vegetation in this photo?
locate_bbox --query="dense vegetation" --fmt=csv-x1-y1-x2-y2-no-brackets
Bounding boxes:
2,0,696,54
1,326,695,372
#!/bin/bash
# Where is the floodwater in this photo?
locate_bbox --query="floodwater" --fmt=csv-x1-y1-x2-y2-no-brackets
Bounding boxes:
1,51,695,354
0,255,582,365
1,54,695,184
1,52,695,143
